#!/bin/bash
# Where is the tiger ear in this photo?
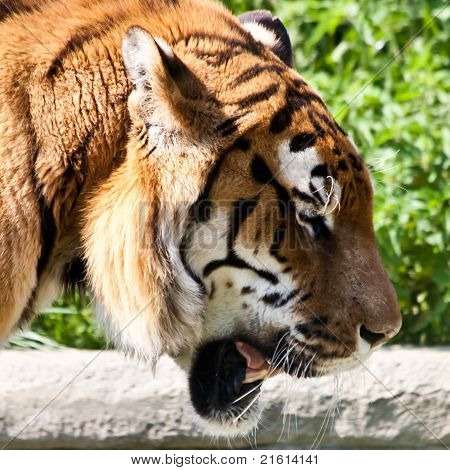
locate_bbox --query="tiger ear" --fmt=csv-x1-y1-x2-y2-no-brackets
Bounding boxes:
122,26,208,133
239,11,293,68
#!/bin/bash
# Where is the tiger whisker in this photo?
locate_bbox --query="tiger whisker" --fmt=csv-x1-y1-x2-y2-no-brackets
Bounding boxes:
318,175,338,217
311,395,334,449
232,391,262,423
278,339,311,441
322,193,340,217
230,382,263,405
367,149,400,169
232,338,293,410
372,163,402,174
313,372,341,449
231,341,290,406
279,342,295,440
280,349,304,440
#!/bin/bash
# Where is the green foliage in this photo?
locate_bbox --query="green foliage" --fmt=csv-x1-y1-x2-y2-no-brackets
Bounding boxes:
6,330,62,350
221,0,274,12
31,293,107,349
27,0,448,348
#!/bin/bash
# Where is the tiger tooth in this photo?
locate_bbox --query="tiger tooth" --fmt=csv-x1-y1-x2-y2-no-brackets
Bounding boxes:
242,369,269,384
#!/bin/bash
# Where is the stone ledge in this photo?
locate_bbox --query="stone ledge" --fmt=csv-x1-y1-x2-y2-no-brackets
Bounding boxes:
0,346,449,449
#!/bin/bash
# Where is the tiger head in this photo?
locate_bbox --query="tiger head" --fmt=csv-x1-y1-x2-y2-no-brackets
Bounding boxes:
86,2,401,437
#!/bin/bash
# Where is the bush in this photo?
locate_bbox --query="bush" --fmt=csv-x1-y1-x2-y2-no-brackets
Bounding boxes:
28,0,449,347
31,293,106,349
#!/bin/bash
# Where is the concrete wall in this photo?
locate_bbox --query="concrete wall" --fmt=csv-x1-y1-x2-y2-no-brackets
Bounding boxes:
0,346,449,449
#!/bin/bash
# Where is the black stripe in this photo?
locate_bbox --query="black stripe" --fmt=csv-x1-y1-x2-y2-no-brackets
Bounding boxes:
293,78,307,88
190,138,250,223
47,14,127,76
235,83,279,109
197,138,249,201
306,110,326,138
233,64,284,87
337,159,348,171
286,88,326,110
231,137,251,152
194,48,243,65
269,105,292,134
300,292,313,302
311,163,329,178
195,147,228,203
209,281,216,299
0,0,41,22
269,158,292,263
261,289,298,308
191,199,212,223
216,117,239,137
308,182,325,205
311,119,326,139
180,236,206,295
62,257,87,293
36,198,57,278
312,329,341,344
317,112,339,136
269,88,326,134
335,121,348,136
297,214,330,240
348,152,363,171
289,132,317,153
241,286,255,294
203,258,279,284
183,33,264,57
292,188,316,205
251,155,290,263
251,154,273,185
270,220,287,263
275,290,298,307
295,323,312,337
261,292,281,304
311,314,329,326
228,198,259,248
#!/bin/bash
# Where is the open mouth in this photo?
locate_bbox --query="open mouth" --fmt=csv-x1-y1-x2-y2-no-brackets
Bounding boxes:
188,339,281,427
188,334,361,435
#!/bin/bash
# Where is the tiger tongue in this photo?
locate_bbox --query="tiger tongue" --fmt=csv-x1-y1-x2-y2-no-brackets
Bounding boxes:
235,341,267,370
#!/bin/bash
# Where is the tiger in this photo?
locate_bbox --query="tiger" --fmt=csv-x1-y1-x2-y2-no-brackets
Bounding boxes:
0,0,401,436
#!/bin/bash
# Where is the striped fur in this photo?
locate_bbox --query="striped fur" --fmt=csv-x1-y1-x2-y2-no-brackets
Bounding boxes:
0,0,401,435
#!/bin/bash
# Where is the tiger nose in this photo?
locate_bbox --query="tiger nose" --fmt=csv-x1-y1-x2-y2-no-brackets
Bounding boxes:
359,323,400,348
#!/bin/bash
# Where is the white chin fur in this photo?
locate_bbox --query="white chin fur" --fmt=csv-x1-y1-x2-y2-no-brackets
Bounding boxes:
320,351,373,376
194,404,262,437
